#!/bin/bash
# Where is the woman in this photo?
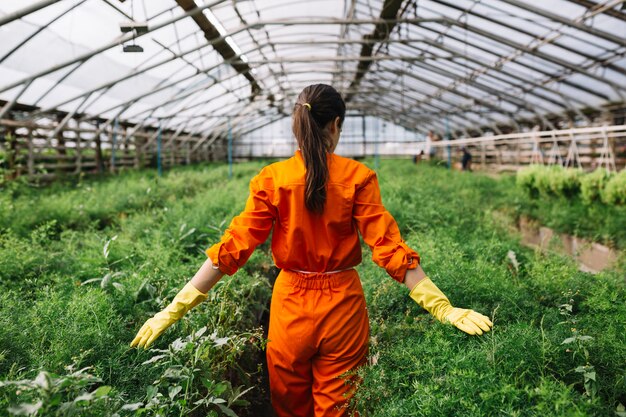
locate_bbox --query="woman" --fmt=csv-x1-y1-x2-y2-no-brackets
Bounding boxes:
131,84,492,417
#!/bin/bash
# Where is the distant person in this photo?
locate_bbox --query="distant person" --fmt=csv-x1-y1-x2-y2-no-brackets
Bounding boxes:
461,147,472,171
413,150,424,164
131,84,492,417
427,131,439,159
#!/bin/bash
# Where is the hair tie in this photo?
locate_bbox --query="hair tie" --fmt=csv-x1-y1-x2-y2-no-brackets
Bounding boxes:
302,102,311,111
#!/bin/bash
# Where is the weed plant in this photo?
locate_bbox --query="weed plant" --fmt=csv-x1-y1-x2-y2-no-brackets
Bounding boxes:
603,169,626,205
580,169,612,204
0,162,272,416
0,159,624,416
353,161,625,416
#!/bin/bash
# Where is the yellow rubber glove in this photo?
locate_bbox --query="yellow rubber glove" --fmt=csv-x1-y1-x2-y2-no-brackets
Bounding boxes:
409,277,492,335
130,282,208,349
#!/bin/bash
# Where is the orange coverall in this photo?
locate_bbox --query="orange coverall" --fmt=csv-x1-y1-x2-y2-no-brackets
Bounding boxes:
206,151,419,417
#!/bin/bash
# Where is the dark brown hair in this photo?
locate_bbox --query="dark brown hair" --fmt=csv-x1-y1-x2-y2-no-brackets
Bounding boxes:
292,84,346,214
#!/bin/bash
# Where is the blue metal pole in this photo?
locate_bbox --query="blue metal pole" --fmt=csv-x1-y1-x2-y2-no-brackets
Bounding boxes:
445,116,451,169
157,123,162,177
228,117,233,179
362,115,366,157
111,117,118,172
374,118,380,171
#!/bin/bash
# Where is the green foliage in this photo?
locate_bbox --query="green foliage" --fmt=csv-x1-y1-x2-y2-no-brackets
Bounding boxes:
533,165,557,195
559,291,598,400
580,169,613,204
127,326,262,416
1,159,624,417
352,160,624,416
0,162,271,416
602,169,626,205
516,164,544,197
0,354,122,417
512,165,626,248
548,166,583,197
517,164,626,207
517,165,582,198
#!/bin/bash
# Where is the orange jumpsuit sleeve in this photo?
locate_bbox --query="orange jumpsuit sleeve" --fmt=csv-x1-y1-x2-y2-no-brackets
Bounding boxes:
353,170,419,283
205,169,276,275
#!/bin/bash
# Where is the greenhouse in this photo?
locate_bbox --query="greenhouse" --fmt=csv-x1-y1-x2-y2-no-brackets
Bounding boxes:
0,1,625,416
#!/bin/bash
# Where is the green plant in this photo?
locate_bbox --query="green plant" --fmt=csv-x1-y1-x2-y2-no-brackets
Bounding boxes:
516,165,544,197
81,235,126,292
548,166,582,197
0,352,120,416
135,326,262,416
534,165,556,195
580,169,612,204
517,165,582,198
2,159,624,417
81,271,125,293
559,291,598,400
511,165,626,248
601,169,626,205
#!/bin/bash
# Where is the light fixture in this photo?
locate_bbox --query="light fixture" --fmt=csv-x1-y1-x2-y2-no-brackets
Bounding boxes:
119,0,145,53
119,21,148,34
123,44,144,53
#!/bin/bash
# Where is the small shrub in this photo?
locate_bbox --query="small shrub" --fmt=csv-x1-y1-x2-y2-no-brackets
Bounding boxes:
533,166,556,196
134,326,262,416
517,165,583,198
548,167,582,197
516,165,544,197
0,355,122,417
601,169,626,205
580,169,612,204
521,165,582,198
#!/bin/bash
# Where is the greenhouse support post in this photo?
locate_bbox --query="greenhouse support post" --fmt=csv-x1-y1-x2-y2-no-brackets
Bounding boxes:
362,115,366,157
374,118,380,171
111,117,118,173
27,128,34,178
94,121,104,174
157,123,162,177
446,116,451,169
75,130,82,175
228,117,233,179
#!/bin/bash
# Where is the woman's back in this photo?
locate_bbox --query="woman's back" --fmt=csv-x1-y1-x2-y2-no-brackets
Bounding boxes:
207,149,418,283
267,150,369,273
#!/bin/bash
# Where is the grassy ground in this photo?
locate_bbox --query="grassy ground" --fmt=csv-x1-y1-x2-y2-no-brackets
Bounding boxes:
355,160,625,416
0,162,276,416
0,159,624,416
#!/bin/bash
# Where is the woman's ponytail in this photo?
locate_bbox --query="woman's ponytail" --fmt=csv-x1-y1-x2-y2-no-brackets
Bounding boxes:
292,85,345,214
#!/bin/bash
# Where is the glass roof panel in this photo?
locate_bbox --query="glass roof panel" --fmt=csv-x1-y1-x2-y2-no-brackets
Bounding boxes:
0,0,624,143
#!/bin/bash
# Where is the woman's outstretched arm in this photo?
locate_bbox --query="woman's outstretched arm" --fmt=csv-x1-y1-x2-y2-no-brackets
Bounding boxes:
404,264,492,335
403,264,427,290
130,259,225,349
190,258,224,293
131,169,275,349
